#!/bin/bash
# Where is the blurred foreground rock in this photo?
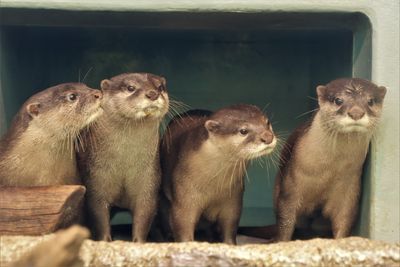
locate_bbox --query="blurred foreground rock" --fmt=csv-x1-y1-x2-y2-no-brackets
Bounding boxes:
1,230,399,267
6,225,89,267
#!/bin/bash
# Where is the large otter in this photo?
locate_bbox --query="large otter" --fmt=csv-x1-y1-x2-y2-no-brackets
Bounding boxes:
0,83,103,186
160,104,277,244
274,78,386,241
79,73,169,242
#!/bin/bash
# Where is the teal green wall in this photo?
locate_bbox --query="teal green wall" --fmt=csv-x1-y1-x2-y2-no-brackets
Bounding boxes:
0,25,352,226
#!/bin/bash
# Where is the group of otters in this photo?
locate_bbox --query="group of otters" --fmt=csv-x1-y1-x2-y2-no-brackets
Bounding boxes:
0,73,386,244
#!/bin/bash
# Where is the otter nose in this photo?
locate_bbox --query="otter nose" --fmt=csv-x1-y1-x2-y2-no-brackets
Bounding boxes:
347,106,365,120
146,90,159,101
260,131,274,145
93,92,103,99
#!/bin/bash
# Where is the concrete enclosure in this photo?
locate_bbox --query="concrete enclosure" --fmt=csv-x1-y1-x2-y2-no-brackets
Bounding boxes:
0,0,398,242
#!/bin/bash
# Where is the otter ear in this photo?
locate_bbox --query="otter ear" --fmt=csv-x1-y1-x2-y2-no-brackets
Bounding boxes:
316,85,328,105
152,76,167,88
316,85,326,99
205,120,221,133
160,77,166,87
377,86,387,100
26,103,41,118
100,79,111,90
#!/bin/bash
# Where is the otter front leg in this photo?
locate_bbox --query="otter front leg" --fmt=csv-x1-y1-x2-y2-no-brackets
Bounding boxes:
171,203,201,242
217,202,242,245
328,180,360,238
86,193,112,241
131,195,158,243
276,196,299,241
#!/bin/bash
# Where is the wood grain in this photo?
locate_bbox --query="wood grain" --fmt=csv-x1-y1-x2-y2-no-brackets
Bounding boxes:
0,186,85,235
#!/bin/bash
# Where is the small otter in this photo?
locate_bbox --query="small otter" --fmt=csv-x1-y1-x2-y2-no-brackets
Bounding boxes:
160,104,277,244
274,78,387,241
0,83,103,186
79,73,169,242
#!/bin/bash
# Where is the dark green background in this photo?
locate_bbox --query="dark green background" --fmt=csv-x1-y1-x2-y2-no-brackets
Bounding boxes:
1,10,368,228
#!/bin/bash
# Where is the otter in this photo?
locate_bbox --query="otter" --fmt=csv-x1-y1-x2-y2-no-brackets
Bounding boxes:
78,73,169,242
0,83,103,186
274,78,387,241
160,104,277,244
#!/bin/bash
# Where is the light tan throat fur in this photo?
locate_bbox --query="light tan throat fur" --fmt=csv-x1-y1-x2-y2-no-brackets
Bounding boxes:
183,140,247,196
0,129,79,186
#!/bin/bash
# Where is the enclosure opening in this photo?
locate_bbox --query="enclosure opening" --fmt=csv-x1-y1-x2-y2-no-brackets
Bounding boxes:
0,9,371,240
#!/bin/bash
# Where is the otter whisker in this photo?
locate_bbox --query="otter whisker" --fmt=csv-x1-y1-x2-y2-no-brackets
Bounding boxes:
169,101,190,112
242,160,250,184
82,67,93,83
295,108,319,119
77,131,85,152
262,102,271,113
229,159,239,197
169,96,191,108
255,157,264,169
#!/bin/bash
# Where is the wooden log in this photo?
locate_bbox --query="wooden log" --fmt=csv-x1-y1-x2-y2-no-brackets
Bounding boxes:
0,186,85,235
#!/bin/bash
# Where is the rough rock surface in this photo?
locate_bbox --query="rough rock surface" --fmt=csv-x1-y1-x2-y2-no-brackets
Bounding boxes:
1,233,399,267
4,225,89,267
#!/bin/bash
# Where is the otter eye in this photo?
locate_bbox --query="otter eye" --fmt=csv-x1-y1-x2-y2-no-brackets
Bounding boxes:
67,93,77,101
158,85,165,91
334,97,344,106
239,129,248,136
127,86,136,92
368,99,374,106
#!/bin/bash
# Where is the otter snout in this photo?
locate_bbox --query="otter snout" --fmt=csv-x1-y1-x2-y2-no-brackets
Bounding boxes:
146,90,160,101
347,106,365,121
93,91,103,99
260,131,274,145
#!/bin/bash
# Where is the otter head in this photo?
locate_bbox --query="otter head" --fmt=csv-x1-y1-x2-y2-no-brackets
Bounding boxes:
25,83,103,137
204,104,277,159
317,78,386,133
100,73,169,121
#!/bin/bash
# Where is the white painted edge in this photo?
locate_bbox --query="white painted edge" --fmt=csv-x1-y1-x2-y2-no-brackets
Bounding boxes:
0,0,375,14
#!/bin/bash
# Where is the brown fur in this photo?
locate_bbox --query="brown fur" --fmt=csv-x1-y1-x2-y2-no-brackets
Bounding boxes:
274,78,386,241
0,83,103,186
78,73,169,242
160,104,277,244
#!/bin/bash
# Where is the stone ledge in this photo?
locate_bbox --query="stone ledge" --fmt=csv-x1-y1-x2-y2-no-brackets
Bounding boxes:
1,231,399,267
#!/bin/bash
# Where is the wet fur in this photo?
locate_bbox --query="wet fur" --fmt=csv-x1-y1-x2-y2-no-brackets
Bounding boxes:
274,78,386,241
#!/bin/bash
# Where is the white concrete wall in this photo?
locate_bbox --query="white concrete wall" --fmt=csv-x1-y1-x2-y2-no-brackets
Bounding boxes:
1,0,399,242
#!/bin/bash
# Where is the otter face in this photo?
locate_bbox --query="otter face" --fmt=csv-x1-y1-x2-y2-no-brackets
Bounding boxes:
204,104,277,159
100,73,169,121
26,83,103,136
317,78,386,133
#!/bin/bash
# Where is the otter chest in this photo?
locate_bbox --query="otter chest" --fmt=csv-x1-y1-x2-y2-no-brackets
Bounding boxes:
103,132,156,160
295,139,368,208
